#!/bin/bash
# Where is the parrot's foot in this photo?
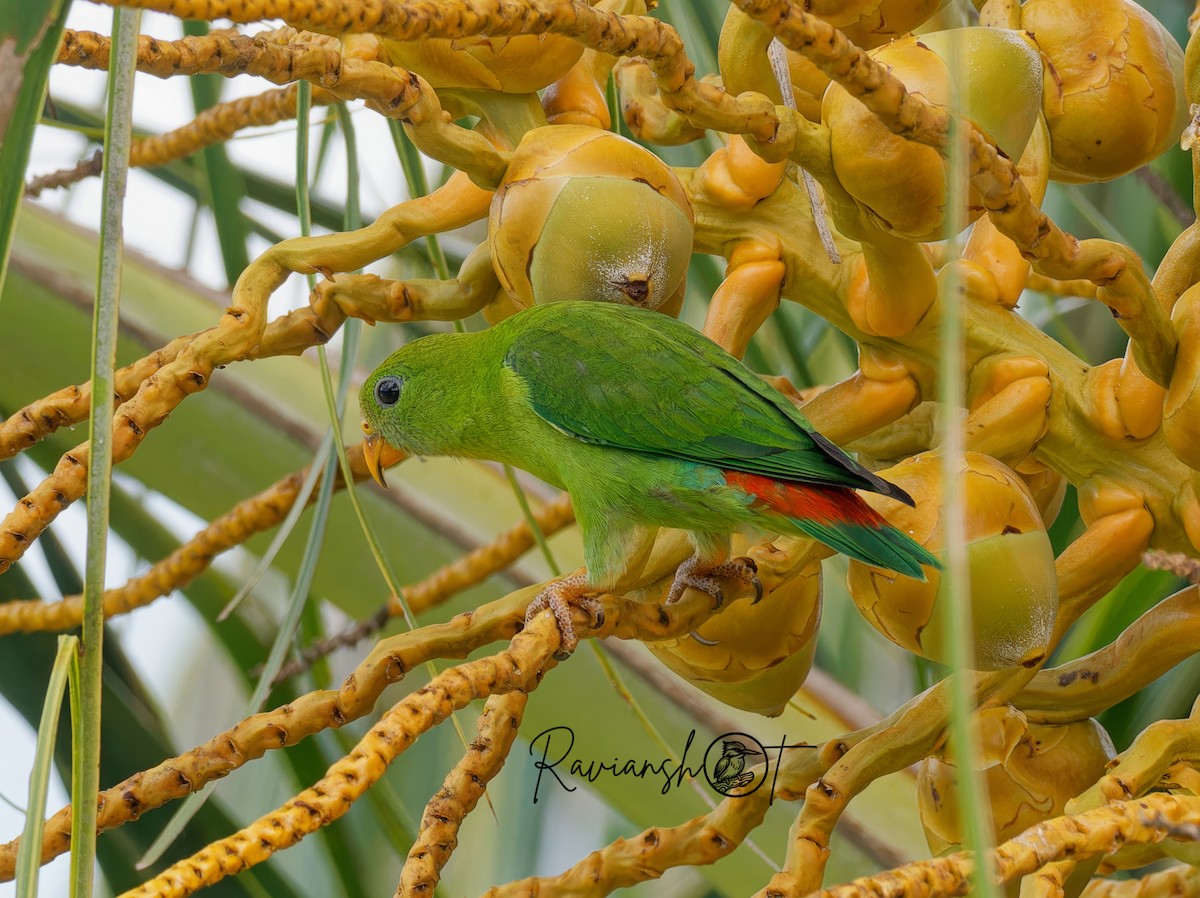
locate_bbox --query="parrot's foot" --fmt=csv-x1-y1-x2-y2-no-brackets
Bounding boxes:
525,573,605,659
665,555,762,608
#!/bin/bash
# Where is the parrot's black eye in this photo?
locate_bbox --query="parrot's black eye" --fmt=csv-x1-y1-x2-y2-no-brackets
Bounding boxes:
374,376,402,408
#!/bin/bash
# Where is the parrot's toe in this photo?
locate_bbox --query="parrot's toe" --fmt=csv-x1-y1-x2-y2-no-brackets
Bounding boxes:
666,555,761,608
525,572,601,658
665,564,724,608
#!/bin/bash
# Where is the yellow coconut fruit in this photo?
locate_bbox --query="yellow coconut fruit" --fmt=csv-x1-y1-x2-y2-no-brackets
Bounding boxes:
719,6,829,122
489,124,694,311
1013,457,1068,529
847,451,1058,670
784,54,833,122
1164,283,1200,471
918,709,1114,853
840,0,946,49
822,27,1042,240
647,540,822,717
1022,0,1187,183
378,34,583,94
1182,25,1200,150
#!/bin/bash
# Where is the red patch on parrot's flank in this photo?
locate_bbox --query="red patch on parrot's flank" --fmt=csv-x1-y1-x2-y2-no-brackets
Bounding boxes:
722,470,888,527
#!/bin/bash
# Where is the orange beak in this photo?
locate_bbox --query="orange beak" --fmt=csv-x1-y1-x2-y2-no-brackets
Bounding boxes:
361,423,388,489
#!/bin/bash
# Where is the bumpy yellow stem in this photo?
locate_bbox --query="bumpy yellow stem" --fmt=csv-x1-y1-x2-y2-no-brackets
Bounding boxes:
812,795,1200,898
312,241,499,325
0,334,191,460
613,59,707,145
1070,703,1200,813
731,0,949,145
487,676,938,896
271,493,576,682
1082,865,1200,898
58,27,344,81
1016,586,1200,724
119,616,559,898
0,285,363,462
49,19,381,183
0,360,216,575
0,169,492,574
98,0,781,139
965,128,1174,389
543,0,647,129
397,493,575,617
129,84,325,168
1,469,303,634
486,773,781,896
0,440,406,635
396,690,528,897
0,588,529,881
0,566,749,881
728,0,1175,385
58,25,510,184
762,668,1035,896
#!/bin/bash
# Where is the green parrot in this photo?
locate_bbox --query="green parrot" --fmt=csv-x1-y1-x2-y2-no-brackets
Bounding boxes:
360,301,939,653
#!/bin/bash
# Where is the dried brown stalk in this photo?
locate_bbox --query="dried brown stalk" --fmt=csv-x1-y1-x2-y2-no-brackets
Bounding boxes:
24,150,103,197
1144,550,1200,584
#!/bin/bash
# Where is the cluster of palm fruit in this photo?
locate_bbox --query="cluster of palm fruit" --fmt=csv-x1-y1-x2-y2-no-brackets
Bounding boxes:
7,0,1200,895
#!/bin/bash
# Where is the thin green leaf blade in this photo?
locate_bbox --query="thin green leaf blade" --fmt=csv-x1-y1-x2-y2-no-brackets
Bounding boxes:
180,20,251,286
71,9,140,897
15,634,77,898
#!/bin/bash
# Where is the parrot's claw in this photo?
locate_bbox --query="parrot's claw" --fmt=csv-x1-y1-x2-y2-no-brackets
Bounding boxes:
666,555,761,608
525,573,603,658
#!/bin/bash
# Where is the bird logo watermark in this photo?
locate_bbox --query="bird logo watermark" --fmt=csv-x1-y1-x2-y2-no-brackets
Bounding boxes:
702,733,768,796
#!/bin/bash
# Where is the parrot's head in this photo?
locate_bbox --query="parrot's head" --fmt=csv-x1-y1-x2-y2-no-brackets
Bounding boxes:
359,333,466,487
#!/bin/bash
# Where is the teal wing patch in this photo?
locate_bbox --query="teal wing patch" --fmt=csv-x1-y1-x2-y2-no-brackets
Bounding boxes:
499,303,905,499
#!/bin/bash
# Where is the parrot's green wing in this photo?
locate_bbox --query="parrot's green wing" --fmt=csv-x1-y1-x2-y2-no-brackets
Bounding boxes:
500,303,912,503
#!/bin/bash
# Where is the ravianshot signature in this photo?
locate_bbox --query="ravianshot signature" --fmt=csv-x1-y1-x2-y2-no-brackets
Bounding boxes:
527,726,798,804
